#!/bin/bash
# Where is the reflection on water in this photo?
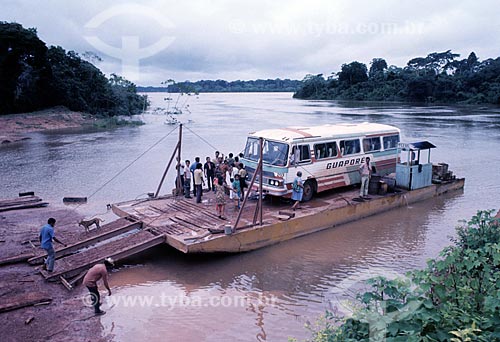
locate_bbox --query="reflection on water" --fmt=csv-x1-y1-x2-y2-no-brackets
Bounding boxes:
1,93,499,341
99,191,465,341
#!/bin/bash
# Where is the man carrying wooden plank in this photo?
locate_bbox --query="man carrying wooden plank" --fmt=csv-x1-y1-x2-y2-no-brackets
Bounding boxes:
39,218,66,272
83,258,114,315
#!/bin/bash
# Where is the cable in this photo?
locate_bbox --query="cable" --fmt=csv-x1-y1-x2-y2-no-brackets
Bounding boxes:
75,124,179,212
183,125,220,152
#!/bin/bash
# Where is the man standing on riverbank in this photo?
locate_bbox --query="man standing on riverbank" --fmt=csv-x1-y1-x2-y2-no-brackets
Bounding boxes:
83,258,114,315
39,218,66,272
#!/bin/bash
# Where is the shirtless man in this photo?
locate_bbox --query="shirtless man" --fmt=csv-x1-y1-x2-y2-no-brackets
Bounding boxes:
83,258,114,315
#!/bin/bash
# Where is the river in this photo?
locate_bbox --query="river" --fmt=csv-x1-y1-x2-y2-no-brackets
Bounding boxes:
1,92,499,341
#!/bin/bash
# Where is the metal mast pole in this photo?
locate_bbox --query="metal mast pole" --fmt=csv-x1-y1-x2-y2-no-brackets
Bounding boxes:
154,124,182,198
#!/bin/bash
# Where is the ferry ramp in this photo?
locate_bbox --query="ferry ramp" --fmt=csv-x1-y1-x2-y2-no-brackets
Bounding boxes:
34,217,166,285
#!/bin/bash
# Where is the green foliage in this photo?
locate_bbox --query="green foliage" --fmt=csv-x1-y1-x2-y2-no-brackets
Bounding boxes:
138,78,302,93
338,62,369,86
0,22,148,116
301,210,500,342
294,50,500,104
293,74,328,98
0,22,51,113
93,116,145,128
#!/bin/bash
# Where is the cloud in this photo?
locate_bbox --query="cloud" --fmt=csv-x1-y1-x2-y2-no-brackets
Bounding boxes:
1,0,499,85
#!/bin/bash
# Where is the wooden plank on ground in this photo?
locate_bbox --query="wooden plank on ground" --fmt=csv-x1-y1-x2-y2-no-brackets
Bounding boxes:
68,271,86,286
0,253,35,266
0,196,41,207
0,202,49,213
60,276,73,291
0,293,52,313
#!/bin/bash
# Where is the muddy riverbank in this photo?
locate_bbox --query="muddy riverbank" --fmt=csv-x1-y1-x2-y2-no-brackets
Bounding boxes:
0,205,109,342
0,107,95,144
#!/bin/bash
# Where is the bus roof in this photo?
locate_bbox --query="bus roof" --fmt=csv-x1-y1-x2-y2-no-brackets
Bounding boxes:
248,122,400,142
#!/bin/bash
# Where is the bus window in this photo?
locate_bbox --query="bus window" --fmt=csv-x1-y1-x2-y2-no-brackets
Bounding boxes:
383,135,400,150
326,142,338,157
299,145,311,162
314,142,337,159
314,143,326,159
363,137,381,152
340,139,361,156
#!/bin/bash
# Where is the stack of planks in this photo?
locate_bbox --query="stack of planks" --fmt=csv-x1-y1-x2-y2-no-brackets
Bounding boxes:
0,195,48,212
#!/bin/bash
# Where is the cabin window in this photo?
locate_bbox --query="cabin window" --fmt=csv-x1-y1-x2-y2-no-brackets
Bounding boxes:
363,137,381,152
383,135,400,150
314,142,338,159
340,139,361,156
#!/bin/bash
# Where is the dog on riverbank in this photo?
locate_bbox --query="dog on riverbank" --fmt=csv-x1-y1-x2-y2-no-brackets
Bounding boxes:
78,218,103,233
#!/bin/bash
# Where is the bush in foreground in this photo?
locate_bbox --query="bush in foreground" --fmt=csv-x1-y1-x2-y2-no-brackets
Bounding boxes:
294,210,500,342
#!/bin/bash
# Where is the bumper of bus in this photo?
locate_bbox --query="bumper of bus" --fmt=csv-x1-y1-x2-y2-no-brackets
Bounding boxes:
250,184,290,197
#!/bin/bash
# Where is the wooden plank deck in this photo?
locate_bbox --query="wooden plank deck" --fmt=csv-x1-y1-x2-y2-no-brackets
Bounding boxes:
113,194,239,239
112,179,466,253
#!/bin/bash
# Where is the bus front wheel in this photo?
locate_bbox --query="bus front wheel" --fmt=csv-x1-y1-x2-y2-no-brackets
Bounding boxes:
302,180,315,202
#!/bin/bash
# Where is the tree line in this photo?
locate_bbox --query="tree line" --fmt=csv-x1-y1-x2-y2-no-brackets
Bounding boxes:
138,78,302,93
0,22,147,116
294,51,500,104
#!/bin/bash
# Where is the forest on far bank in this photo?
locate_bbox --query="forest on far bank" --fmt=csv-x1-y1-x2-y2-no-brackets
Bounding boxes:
0,22,147,116
294,50,500,104
138,78,302,93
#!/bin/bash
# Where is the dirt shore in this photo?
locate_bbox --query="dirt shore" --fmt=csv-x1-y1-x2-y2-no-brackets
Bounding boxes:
0,107,95,144
0,204,109,342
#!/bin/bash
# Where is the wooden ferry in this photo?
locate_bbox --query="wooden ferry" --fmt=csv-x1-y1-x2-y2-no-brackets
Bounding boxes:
110,124,465,254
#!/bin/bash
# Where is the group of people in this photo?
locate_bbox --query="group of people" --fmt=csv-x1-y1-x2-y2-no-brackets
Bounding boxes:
176,151,249,214
39,218,113,316
36,158,374,317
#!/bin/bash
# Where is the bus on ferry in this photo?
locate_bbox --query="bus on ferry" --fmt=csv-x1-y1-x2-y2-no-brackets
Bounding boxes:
241,122,400,201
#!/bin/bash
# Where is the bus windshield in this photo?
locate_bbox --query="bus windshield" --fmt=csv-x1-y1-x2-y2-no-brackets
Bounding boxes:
243,137,289,166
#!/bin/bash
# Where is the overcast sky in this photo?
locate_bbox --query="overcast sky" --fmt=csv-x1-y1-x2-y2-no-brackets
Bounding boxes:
2,0,499,85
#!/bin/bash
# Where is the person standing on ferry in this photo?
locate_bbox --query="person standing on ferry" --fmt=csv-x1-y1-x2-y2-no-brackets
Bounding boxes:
359,157,372,198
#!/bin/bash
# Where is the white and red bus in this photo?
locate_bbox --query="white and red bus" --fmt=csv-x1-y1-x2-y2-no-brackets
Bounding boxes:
241,122,400,201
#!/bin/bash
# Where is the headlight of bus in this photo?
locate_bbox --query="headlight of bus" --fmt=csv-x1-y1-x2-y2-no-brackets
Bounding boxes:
268,179,283,187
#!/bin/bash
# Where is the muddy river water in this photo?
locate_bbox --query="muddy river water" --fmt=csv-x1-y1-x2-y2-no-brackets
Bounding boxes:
1,93,499,341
